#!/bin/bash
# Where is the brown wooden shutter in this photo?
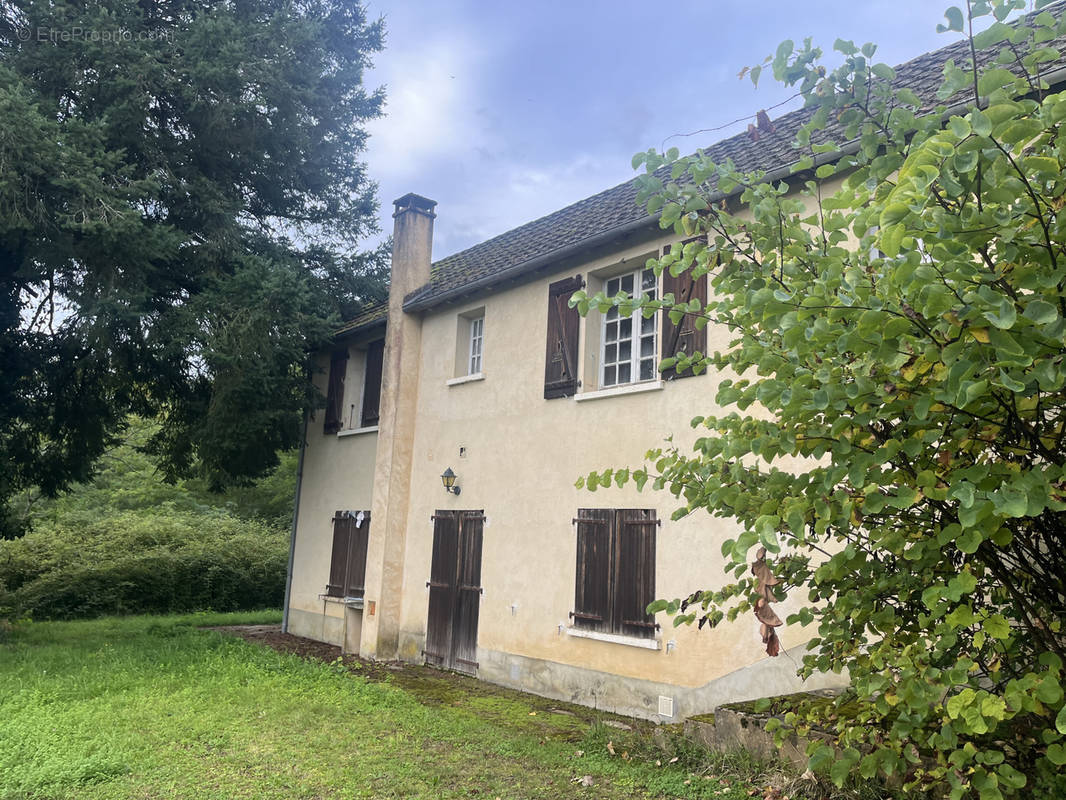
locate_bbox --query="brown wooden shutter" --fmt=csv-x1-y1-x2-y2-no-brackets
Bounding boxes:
344,511,370,598
573,509,611,630
425,511,459,667
615,509,657,638
326,511,350,597
544,275,584,399
360,339,384,427
661,242,708,380
453,511,485,671
323,348,348,433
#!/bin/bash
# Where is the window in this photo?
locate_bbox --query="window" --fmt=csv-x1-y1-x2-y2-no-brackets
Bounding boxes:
571,508,657,638
453,307,487,380
601,267,657,387
323,348,348,434
326,510,370,599
468,316,484,375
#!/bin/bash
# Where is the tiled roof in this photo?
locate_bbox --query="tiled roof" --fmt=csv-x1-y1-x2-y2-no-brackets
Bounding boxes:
335,300,387,338
396,9,1066,312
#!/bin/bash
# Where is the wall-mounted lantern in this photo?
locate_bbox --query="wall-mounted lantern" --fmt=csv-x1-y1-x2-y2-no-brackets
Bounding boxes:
441,467,461,496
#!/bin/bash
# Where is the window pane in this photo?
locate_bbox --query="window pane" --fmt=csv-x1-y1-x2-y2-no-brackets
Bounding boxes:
469,316,484,375
598,268,661,389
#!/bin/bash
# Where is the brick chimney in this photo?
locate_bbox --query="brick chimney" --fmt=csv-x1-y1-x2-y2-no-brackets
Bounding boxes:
360,193,436,661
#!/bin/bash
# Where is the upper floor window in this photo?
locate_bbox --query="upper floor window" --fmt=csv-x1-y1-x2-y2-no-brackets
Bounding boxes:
468,316,484,375
453,307,487,382
601,267,657,388
322,338,384,435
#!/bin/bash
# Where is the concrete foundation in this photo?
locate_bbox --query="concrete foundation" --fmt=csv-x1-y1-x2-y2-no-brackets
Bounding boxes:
287,604,364,654
473,641,848,722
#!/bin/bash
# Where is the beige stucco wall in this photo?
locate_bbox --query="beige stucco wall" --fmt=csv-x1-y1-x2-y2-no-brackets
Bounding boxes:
286,337,380,648
288,180,852,716
384,228,838,719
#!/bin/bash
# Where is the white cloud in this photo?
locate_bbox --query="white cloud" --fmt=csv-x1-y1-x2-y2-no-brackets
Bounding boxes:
364,38,486,185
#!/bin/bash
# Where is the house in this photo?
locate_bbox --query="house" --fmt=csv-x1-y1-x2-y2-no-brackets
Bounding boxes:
281,24,1062,721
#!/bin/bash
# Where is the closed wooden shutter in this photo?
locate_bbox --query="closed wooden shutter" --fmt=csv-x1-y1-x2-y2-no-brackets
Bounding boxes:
544,275,584,399
344,511,370,599
615,509,657,638
453,511,485,671
324,348,348,433
326,511,350,597
360,339,384,427
425,511,459,667
573,509,611,630
661,242,708,380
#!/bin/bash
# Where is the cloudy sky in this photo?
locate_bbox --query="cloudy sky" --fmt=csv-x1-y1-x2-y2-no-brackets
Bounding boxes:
358,1,970,260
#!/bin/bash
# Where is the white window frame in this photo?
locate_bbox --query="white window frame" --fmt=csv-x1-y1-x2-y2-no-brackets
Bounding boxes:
600,267,657,389
468,315,484,375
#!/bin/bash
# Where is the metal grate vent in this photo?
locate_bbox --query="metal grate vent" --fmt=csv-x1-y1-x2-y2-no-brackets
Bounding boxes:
658,695,674,718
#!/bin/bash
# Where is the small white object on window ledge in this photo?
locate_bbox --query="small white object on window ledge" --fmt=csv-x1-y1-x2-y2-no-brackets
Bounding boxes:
564,626,661,650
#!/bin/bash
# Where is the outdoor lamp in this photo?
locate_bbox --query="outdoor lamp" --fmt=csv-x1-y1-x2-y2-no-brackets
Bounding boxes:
441,467,461,495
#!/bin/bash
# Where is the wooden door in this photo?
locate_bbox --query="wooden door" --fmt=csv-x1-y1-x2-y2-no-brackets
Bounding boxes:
425,510,484,674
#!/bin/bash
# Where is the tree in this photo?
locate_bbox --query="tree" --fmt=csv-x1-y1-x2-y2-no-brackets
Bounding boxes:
576,2,1066,796
0,416,294,620
0,0,387,536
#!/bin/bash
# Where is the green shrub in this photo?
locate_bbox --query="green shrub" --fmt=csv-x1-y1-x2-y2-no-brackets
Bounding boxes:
0,510,287,619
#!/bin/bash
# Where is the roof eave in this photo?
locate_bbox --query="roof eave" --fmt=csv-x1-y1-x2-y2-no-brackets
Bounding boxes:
333,314,387,341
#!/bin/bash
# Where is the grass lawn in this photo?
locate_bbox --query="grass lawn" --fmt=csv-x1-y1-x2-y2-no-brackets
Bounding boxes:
0,612,782,800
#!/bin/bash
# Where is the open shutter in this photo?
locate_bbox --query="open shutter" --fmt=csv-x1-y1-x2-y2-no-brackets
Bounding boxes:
344,511,370,598
573,509,611,630
661,242,708,380
326,511,351,597
324,348,348,433
360,339,384,427
544,275,584,399
614,509,657,638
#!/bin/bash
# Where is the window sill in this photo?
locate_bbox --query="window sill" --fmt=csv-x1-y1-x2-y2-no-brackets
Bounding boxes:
574,380,662,403
337,425,378,438
565,627,661,650
319,594,365,609
446,372,485,387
